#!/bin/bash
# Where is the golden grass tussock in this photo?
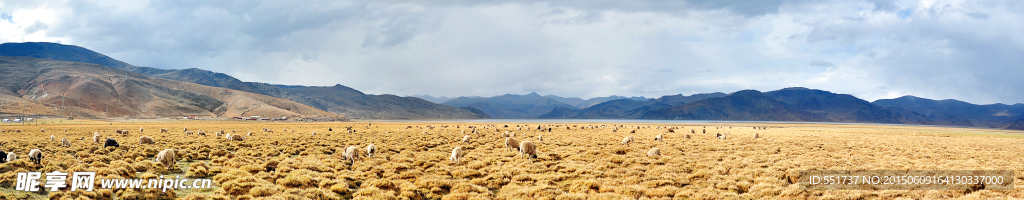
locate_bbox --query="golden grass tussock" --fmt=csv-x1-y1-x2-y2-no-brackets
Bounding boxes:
1,121,1023,199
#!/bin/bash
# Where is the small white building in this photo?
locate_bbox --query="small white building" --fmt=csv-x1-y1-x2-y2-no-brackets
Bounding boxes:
25,118,34,122
13,119,22,122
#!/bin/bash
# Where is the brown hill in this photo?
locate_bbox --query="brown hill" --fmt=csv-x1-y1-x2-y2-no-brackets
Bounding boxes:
0,56,337,119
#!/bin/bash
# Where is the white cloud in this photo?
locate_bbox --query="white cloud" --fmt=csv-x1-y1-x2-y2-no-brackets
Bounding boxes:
1,0,1022,104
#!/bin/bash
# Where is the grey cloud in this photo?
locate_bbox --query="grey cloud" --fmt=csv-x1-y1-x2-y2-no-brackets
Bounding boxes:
4,0,1024,104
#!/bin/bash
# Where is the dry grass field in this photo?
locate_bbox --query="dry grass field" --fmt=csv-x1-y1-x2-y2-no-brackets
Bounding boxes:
1,121,1023,199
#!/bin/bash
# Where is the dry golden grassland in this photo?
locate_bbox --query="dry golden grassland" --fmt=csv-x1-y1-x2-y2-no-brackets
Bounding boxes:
0,121,1023,199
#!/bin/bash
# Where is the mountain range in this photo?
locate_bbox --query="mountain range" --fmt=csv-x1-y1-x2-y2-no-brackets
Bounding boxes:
1,42,1022,130
0,42,485,119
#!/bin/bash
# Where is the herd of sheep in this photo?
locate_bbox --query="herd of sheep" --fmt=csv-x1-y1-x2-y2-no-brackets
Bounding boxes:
1,124,764,171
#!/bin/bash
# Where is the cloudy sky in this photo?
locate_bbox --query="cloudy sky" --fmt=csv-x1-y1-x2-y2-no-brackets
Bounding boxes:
1,0,1022,104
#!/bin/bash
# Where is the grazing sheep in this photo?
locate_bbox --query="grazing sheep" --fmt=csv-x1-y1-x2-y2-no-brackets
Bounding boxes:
647,148,661,157
684,134,691,139
462,135,471,143
691,129,695,134
449,147,464,164
655,134,663,141
502,131,509,137
505,137,520,151
247,131,253,136
621,135,634,145
510,132,516,137
160,128,168,133
6,152,15,162
61,137,70,147
104,138,120,148
50,135,55,142
140,136,155,144
716,133,727,140
121,130,129,135
630,130,636,133
183,127,188,132
198,130,206,136
519,141,537,159
93,133,102,144
342,146,361,164
754,133,759,139
229,134,245,141
115,129,123,134
185,131,193,136
668,128,675,133
156,149,176,169
538,135,543,142
366,144,377,158
139,127,144,133
311,131,317,137
28,149,42,165
217,130,224,137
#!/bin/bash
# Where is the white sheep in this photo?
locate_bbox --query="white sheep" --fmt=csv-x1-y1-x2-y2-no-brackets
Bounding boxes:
140,136,155,144
366,144,377,158
139,127,144,133
647,148,661,157
156,149,176,169
449,147,464,164
655,134,663,141
93,132,102,144
5,152,15,162
28,149,42,165
754,133,759,139
505,137,520,152
462,135,471,143
50,135,54,142
621,135,634,145
519,141,537,159
342,146,361,164
311,131,317,137
538,135,543,142
183,127,188,132
160,128,168,133
61,137,70,147
185,131,193,136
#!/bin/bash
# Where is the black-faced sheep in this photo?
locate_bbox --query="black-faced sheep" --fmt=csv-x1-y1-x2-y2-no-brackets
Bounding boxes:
647,148,661,157
198,130,206,136
28,149,42,165
185,131,193,136
156,149,176,169
104,138,120,148
655,134,663,141
505,137,519,152
449,147,464,164
519,141,537,159
140,136,155,144
366,144,376,158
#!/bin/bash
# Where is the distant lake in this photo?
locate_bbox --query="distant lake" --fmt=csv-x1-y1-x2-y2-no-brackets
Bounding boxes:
360,119,963,128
